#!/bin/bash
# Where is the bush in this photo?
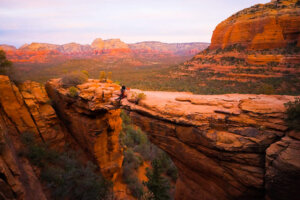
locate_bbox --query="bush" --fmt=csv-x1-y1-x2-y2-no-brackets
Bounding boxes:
0,50,12,75
107,72,112,80
123,149,142,169
285,98,300,130
69,86,78,97
130,92,146,104
81,70,89,78
99,71,106,81
61,72,88,88
122,150,144,198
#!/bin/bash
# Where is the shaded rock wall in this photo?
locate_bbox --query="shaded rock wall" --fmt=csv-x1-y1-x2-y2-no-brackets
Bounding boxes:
0,75,124,199
122,90,300,200
45,79,124,180
0,75,56,200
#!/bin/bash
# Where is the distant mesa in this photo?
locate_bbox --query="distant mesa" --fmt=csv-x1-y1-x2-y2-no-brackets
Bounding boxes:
1,38,209,63
0,44,17,51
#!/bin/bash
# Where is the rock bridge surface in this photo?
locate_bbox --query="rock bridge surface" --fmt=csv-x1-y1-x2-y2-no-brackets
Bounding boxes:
122,90,300,200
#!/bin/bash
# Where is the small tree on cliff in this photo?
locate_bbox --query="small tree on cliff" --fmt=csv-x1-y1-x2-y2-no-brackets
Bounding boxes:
0,50,12,75
99,71,106,82
144,159,170,200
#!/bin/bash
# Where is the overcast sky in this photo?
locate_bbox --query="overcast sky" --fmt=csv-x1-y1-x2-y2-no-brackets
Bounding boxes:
0,0,269,47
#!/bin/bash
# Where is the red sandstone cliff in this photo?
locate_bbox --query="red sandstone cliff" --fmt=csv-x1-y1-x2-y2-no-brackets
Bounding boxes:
210,0,300,50
45,79,124,180
122,89,300,200
176,0,300,94
0,76,125,199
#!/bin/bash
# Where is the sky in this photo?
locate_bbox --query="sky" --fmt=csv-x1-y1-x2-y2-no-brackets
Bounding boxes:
0,0,270,47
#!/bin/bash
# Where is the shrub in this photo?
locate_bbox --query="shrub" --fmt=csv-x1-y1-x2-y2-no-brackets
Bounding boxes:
285,98,300,130
0,50,12,75
130,92,146,104
99,71,106,81
69,86,78,97
61,72,88,88
257,84,275,95
81,70,89,78
123,149,142,169
122,150,144,198
107,72,112,80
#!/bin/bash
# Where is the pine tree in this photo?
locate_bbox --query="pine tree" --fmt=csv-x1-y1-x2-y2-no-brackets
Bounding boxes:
0,50,12,75
144,159,170,200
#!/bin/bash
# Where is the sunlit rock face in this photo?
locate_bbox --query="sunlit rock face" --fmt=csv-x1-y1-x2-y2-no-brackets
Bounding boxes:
45,79,124,180
122,90,300,200
210,0,300,50
177,0,300,94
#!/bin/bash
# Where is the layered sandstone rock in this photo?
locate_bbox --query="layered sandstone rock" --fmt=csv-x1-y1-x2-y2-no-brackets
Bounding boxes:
19,81,65,147
0,75,51,199
177,0,300,93
210,0,300,50
122,89,300,200
45,79,124,180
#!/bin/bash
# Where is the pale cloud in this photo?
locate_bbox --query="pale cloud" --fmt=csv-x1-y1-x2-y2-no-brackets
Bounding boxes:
0,0,270,47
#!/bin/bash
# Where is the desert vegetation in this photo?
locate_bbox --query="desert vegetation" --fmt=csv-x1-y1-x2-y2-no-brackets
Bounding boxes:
20,132,113,200
120,111,177,199
285,98,300,131
0,50,12,75
61,71,88,88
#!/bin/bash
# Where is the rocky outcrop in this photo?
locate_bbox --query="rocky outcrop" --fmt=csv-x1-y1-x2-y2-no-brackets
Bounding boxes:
0,75,125,199
91,38,129,50
122,89,300,200
176,0,300,94
45,79,124,180
210,0,300,50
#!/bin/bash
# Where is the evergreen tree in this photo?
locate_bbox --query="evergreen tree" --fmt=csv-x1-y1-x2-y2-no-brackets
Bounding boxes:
0,50,12,75
144,159,170,200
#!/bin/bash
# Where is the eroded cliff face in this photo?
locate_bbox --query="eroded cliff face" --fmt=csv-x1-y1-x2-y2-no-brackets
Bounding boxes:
210,0,300,50
0,75,61,200
0,75,125,199
122,89,300,200
45,79,124,180
175,0,300,95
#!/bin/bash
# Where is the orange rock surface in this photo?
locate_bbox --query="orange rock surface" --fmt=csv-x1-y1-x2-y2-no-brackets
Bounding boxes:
210,0,300,50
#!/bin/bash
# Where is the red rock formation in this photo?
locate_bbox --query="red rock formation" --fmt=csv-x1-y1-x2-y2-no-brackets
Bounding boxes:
0,75,125,198
176,0,300,92
210,0,300,50
122,89,300,200
45,79,124,180
0,75,51,199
